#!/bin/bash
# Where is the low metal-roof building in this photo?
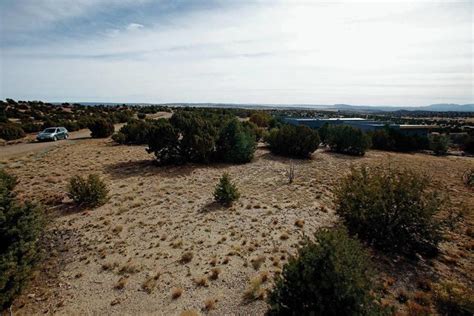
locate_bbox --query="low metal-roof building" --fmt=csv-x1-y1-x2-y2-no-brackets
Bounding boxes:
283,117,436,136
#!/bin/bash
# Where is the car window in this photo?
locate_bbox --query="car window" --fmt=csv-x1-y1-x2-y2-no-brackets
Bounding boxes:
43,128,56,133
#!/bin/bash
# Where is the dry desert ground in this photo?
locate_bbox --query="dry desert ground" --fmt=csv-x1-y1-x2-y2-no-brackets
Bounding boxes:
1,137,473,315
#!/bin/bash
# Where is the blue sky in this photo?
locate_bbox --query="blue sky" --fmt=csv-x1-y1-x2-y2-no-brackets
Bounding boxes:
0,0,472,106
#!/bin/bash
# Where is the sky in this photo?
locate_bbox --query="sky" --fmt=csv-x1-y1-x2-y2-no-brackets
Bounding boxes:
0,0,472,106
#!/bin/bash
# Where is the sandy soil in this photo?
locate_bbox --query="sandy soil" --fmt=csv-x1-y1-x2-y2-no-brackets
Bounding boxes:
2,138,473,315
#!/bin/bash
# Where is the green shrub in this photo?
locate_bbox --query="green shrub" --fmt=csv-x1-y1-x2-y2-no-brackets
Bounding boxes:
213,173,240,206
370,128,394,150
0,170,44,310
317,123,330,144
268,228,390,316
335,166,442,257
0,123,25,141
88,118,114,138
265,125,320,158
20,121,43,133
429,134,449,155
67,174,109,207
216,119,256,163
461,134,474,154
326,125,371,156
111,132,127,144
137,113,146,120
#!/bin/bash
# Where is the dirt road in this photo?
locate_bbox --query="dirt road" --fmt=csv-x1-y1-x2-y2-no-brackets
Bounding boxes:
0,124,123,160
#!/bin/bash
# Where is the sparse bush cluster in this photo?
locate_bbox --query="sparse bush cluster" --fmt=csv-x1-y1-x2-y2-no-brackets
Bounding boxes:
370,127,429,152
0,123,26,141
335,165,442,257
265,125,320,158
268,228,390,315
249,111,272,127
67,174,109,207
325,125,371,156
433,280,474,316
146,112,257,165
0,170,44,310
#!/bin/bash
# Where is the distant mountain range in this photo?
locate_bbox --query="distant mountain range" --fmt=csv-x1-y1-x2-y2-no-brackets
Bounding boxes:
73,102,474,112
331,103,474,112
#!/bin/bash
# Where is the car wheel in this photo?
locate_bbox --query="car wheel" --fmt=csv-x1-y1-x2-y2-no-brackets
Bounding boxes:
65,134,69,139
53,136,57,141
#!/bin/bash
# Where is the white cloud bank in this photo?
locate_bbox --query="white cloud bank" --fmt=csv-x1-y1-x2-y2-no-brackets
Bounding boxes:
0,0,472,105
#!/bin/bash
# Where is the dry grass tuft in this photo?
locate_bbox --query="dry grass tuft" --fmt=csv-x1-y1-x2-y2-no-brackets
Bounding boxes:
209,257,217,266
294,219,305,228
208,268,221,280
102,261,118,271
194,276,208,287
243,277,265,301
142,273,160,294
180,251,194,264
407,300,431,316
251,255,266,270
171,287,183,299
119,261,140,275
259,271,269,283
114,276,128,290
112,225,123,234
203,298,216,311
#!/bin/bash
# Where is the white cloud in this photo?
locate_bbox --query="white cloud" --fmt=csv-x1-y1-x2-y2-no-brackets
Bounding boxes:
126,23,144,31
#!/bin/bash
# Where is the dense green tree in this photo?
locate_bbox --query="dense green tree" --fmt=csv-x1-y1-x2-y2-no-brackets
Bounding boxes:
265,125,320,158
216,119,256,163
147,119,182,164
249,111,272,127
326,125,371,156
170,112,219,163
88,118,114,138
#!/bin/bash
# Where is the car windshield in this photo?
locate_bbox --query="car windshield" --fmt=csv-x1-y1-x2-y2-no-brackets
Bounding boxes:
43,128,56,133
